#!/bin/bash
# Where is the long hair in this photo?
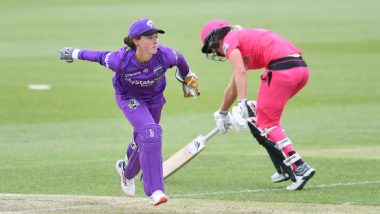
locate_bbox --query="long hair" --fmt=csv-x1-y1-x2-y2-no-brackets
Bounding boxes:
123,36,141,49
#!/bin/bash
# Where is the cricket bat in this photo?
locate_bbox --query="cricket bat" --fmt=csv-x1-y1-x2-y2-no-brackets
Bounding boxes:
163,127,219,179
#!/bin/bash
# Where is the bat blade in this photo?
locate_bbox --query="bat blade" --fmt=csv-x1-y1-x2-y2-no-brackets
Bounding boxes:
163,128,219,179
163,136,205,179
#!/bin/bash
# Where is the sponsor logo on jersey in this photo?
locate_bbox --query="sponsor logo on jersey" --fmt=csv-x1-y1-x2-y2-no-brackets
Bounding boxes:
123,66,164,87
149,129,155,137
128,99,139,109
125,71,141,77
153,65,163,76
223,43,229,54
125,78,156,87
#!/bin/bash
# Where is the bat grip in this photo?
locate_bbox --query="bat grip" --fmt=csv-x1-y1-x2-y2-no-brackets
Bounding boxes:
203,127,219,141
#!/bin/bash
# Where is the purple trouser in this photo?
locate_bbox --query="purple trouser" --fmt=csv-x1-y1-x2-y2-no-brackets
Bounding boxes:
115,94,166,196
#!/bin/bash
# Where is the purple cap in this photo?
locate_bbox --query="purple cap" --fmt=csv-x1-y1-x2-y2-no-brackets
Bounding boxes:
128,18,165,38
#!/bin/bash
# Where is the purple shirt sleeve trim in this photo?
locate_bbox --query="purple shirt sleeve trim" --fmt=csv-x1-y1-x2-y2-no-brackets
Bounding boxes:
174,51,190,78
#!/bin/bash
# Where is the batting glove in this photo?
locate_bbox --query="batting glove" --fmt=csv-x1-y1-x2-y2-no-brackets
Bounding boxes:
214,110,233,134
231,99,248,131
59,47,77,63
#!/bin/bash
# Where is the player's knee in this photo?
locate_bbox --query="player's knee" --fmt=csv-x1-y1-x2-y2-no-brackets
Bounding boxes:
137,124,162,149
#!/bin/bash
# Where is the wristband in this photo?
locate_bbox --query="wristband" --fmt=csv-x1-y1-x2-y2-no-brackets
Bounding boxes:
72,49,80,59
219,110,228,115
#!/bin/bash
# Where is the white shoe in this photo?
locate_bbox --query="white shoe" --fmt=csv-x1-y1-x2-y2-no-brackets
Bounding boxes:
150,190,168,206
115,160,135,196
271,171,290,183
286,163,315,190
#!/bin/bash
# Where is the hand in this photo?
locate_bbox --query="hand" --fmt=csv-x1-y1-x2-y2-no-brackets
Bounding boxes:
231,99,248,131
183,71,199,97
59,47,76,63
175,70,200,97
213,111,232,134
182,84,198,98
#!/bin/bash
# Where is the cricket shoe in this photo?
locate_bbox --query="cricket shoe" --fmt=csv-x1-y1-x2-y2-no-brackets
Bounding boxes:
286,163,315,190
150,190,168,206
271,171,290,183
115,160,135,196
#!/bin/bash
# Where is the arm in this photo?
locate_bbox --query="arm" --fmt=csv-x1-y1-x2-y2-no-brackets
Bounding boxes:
229,48,247,100
59,47,121,72
77,50,111,65
219,72,237,111
60,47,110,64
214,72,236,134
227,48,249,131
220,48,247,110
214,49,246,133
173,51,199,97
174,51,190,77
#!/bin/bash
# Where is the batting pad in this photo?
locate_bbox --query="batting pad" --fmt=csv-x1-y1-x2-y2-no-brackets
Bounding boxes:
124,142,141,180
137,124,164,196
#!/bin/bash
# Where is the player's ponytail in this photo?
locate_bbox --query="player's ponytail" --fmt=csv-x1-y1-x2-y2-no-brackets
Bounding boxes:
123,36,140,49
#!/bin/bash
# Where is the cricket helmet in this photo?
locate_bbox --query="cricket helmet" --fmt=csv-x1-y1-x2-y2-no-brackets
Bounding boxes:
200,20,231,60
201,20,230,44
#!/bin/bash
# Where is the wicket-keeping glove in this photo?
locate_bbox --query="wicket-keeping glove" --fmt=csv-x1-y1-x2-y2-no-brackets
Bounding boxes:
231,99,249,131
175,70,200,98
59,47,77,63
214,110,233,134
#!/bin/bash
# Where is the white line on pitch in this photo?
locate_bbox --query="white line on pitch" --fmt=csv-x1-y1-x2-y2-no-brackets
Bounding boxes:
171,180,380,198
0,180,379,213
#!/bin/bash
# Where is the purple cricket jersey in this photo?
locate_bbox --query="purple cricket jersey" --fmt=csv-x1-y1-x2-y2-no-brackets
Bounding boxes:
77,45,190,100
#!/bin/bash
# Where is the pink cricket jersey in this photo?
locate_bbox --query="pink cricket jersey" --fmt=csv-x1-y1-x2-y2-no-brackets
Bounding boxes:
222,29,301,69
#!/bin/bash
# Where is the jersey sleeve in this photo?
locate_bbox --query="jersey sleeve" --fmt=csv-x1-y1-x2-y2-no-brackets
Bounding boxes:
159,45,190,78
77,48,124,73
222,33,240,59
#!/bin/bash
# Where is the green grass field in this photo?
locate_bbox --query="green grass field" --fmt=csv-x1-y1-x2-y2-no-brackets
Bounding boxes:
1,0,380,213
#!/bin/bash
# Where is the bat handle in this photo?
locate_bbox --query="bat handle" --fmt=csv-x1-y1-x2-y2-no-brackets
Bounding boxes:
203,127,219,141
